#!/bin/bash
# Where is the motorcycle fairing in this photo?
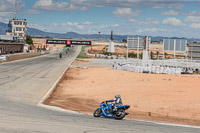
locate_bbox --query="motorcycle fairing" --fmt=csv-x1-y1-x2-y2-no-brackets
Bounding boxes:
117,105,130,110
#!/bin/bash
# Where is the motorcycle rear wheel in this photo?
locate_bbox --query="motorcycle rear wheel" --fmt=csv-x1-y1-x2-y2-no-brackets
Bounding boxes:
93,108,102,117
114,109,126,120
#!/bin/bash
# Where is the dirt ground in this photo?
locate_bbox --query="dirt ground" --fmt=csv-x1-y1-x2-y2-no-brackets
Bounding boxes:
71,59,91,65
45,59,200,126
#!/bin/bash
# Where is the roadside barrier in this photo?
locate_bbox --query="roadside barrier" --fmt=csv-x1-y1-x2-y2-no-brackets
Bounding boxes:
86,53,125,60
112,62,195,75
0,55,6,61
86,52,200,75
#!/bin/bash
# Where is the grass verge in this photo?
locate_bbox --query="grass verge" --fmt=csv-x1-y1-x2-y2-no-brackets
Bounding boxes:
77,45,92,59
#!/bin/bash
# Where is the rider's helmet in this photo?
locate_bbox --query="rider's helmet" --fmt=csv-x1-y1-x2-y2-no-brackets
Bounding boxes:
115,94,121,99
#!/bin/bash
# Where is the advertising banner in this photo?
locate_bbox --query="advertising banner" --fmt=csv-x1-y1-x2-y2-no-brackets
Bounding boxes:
46,40,92,46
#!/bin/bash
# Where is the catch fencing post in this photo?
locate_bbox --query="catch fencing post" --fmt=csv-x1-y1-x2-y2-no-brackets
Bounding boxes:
90,41,92,54
45,39,47,51
126,37,129,63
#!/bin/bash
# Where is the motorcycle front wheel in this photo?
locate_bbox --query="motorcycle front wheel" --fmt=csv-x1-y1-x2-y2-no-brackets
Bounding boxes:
114,109,126,120
93,108,102,117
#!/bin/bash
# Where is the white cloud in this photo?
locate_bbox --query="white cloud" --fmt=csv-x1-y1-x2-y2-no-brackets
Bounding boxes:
113,8,140,18
36,0,52,7
70,0,186,9
162,17,184,26
0,0,25,12
182,11,200,16
60,21,94,31
33,0,186,11
0,0,39,17
0,12,13,17
113,24,119,27
23,10,40,15
168,3,185,9
129,18,159,26
161,10,179,16
185,16,200,23
33,0,88,11
83,21,93,25
28,24,45,30
129,19,137,23
139,18,159,25
0,17,9,23
136,28,166,33
190,23,200,29
61,22,84,29
52,22,58,27
29,23,63,32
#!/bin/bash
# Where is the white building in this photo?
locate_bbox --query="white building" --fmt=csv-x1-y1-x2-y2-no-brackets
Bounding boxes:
188,43,200,60
6,19,27,42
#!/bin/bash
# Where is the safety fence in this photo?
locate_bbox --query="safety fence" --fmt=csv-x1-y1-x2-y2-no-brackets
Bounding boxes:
112,62,195,75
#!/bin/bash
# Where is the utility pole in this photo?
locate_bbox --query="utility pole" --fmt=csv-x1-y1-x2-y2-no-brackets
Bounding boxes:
14,0,17,19
110,30,113,41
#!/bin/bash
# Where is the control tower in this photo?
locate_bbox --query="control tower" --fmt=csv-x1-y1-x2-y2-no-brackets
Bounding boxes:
108,30,115,53
5,0,27,42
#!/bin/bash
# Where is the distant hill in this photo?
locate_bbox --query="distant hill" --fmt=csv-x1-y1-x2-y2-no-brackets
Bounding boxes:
0,22,7,35
0,22,200,42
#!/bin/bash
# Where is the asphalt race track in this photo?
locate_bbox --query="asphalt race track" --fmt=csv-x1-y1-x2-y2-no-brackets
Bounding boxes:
0,46,199,133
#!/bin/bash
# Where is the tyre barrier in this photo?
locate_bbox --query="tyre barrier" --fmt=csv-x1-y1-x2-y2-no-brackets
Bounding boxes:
112,62,195,75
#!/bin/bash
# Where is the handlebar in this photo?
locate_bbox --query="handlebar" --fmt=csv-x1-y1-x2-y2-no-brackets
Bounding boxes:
101,101,108,104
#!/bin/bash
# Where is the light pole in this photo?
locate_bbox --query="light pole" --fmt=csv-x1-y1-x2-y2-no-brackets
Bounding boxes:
98,32,100,41
44,29,47,50
191,43,193,61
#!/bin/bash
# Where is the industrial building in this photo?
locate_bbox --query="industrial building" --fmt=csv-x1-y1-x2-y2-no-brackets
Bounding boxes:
0,42,24,54
188,43,200,60
0,34,25,55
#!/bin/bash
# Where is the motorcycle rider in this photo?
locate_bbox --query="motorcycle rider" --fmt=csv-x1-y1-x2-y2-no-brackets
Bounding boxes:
105,94,123,111
59,53,62,58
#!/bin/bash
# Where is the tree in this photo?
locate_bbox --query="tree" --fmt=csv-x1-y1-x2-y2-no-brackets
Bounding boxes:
164,52,168,59
128,52,137,58
156,51,159,59
139,52,143,59
122,39,127,42
43,45,46,51
26,35,33,45
150,52,154,59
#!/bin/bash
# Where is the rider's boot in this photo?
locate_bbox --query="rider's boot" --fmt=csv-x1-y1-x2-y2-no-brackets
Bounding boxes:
113,106,117,111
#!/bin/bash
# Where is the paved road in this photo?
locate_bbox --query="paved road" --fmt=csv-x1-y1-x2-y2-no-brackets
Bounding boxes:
0,46,199,133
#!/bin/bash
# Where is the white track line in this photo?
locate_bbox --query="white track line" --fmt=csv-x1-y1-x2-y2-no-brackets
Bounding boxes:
126,118,200,129
38,47,81,105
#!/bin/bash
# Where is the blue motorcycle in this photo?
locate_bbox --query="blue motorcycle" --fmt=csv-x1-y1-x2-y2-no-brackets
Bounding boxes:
93,102,130,120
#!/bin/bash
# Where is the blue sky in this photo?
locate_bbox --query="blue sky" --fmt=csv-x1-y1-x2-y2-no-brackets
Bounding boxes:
1,0,200,38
